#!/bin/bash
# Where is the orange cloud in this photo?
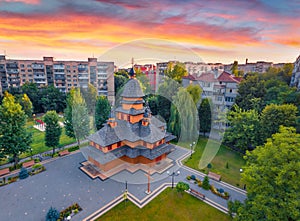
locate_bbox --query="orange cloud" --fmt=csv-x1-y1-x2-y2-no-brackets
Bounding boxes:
2,0,40,4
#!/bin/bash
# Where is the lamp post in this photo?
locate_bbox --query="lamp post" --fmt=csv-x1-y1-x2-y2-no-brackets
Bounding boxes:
167,170,180,188
30,148,33,160
189,141,196,158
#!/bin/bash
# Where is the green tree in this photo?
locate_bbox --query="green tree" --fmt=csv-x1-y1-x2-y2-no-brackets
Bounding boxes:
19,167,29,179
198,98,211,136
19,93,33,118
176,181,190,195
165,62,188,84
236,126,300,221
157,78,180,124
72,89,90,145
224,105,262,152
146,95,158,116
186,84,202,104
202,176,210,190
39,85,66,113
21,82,41,113
114,70,129,95
0,92,32,168
81,83,98,115
44,111,62,157
260,103,297,141
64,88,76,139
168,87,199,142
135,69,152,94
231,61,239,77
228,200,242,218
46,207,60,221
235,74,266,111
95,96,111,130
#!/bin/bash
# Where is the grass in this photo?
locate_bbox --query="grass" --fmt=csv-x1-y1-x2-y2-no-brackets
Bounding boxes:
8,120,77,161
179,137,245,187
99,188,231,221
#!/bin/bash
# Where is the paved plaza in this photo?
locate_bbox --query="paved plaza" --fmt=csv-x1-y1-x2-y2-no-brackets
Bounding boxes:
0,146,247,221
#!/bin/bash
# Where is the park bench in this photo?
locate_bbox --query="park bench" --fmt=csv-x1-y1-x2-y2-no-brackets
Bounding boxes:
208,171,221,181
59,150,70,156
22,160,35,168
190,188,205,200
0,168,10,177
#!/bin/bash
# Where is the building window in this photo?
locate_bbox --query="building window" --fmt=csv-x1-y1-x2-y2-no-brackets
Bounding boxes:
107,145,112,151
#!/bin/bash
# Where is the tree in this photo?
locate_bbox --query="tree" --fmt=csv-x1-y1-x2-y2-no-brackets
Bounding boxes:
165,62,188,83
231,61,239,77
39,85,66,113
202,176,210,190
176,181,189,195
146,95,158,115
95,96,111,130
135,69,152,95
81,83,98,115
44,111,62,157
236,126,300,221
46,207,60,221
157,78,180,124
19,167,29,179
71,88,90,145
21,82,41,113
114,70,129,95
19,93,33,118
228,200,242,218
260,103,297,141
0,92,32,168
224,105,262,152
168,87,199,142
198,98,211,136
235,74,266,111
186,84,202,104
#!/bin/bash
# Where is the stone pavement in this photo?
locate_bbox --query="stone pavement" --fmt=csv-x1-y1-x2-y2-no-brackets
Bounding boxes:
0,145,247,221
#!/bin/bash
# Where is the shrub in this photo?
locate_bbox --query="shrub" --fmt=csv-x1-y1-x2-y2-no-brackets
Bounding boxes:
68,146,79,152
190,175,196,180
32,163,42,169
176,181,190,193
219,188,224,193
207,163,212,169
186,175,191,180
74,209,78,214
202,176,210,190
46,207,60,221
226,162,229,169
34,158,40,163
19,167,29,179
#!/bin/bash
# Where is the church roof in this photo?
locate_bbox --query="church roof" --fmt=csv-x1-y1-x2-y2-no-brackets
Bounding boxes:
120,78,145,98
88,117,168,146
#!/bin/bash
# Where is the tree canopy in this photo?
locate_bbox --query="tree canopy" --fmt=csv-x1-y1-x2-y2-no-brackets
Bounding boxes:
236,126,300,221
0,92,32,167
44,110,62,156
198,98,212,136
95,95,111,130
165,62,188,83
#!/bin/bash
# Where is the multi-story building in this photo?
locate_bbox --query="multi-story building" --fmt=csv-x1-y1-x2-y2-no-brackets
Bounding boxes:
133,64,156,92
0,55,115,103
290,55,300,90
224,59,285,74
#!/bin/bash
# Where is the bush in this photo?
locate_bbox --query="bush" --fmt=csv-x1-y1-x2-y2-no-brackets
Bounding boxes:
19,167,29,179
226,162,229,169
32,163,42,169
46,207,60,221
34,158,40,163
186,175,191,180
207,163,212,169
190,175,196,180
176,182,190,193
202,176,210,190
68,146,79,152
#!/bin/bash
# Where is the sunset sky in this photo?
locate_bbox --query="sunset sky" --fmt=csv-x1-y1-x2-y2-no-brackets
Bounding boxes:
0,0,300,67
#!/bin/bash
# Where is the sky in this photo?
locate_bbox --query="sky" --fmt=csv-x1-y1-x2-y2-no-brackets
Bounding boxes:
0,0,300,67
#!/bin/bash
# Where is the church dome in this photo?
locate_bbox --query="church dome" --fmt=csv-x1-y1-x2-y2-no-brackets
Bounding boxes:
121,78,145,98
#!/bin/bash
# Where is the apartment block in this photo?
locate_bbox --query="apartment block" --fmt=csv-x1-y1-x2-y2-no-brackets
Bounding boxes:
0,56,115,104
290,55,300,90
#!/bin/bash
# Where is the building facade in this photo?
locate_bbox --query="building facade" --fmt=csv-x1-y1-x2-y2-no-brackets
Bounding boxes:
0,55,115,103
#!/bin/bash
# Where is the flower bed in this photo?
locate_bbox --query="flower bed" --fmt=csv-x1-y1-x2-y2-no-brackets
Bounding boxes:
186,175,230,200
59,203,82,220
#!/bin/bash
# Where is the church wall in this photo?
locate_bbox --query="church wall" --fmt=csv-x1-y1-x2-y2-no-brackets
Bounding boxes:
122,103,143,110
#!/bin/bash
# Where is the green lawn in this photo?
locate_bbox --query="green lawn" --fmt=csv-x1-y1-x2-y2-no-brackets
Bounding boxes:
20,120,76,157
180,137,245,187
99,188,231,221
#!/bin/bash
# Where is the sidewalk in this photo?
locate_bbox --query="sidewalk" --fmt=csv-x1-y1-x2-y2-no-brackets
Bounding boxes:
0,139,88,170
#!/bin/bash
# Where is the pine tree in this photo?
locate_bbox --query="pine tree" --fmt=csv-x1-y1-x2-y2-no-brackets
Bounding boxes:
95,96,111,130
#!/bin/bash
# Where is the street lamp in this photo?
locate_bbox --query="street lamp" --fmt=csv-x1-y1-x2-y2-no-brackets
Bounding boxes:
189,141,196,158
167,170,180,188
30,148,33,159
